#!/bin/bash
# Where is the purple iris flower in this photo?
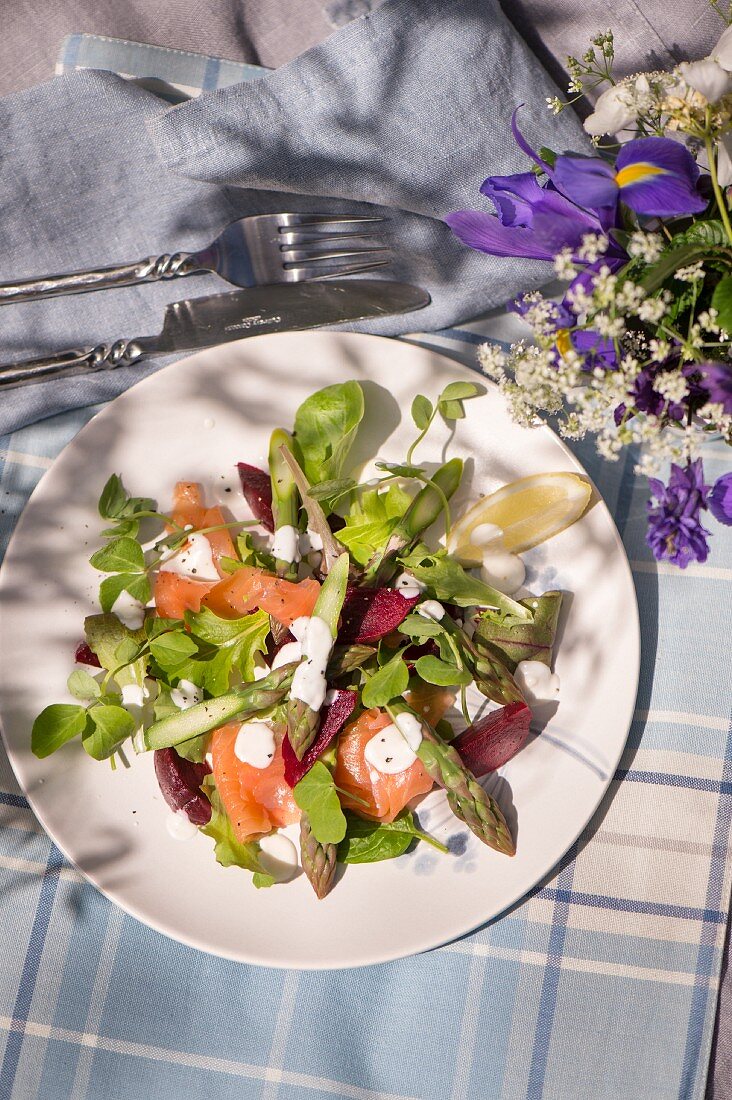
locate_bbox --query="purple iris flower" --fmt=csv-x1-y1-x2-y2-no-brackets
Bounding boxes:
553,137,706,218
445,111,624,263
709,473,732,525
646,459,711,567
699,362,732,415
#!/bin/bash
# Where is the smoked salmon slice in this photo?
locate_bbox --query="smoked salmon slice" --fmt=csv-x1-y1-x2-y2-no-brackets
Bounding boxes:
153,571,217,619
171,481,207,529
210,722,300,842
204,567,320,626
333,708,433,822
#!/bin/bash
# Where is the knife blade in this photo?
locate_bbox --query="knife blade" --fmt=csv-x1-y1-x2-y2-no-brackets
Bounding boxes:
0,280,430,390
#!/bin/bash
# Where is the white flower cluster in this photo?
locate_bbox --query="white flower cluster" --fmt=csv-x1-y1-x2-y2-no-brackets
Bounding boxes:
479,260,732,475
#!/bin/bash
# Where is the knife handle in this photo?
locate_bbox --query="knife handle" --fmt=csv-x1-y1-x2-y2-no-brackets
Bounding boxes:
0,253,204,304
0,339,146,389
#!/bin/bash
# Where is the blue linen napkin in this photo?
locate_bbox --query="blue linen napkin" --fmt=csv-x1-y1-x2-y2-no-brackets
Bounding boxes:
0,0,586,435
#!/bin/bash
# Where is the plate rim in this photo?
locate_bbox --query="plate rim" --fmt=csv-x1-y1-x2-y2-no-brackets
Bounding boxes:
0,330,641,968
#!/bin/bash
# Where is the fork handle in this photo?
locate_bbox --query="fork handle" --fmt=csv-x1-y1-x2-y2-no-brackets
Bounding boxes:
0,339,146,389
0,253,206,304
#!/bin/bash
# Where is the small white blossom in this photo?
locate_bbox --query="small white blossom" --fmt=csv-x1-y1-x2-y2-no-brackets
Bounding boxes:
627,231,664,263
577,233,609,263
654,370,689,404
594,313,625,339
648,338,671,361
697,309,721,334
675,262,705,283
637,298,667,323
478,343,507,378
546,96,563,114
553,247,578,279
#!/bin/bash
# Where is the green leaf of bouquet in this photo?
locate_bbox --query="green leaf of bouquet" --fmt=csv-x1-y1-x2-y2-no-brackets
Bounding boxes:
90,536,145,575
671,220,727,248
361,650,409,708
712,274,732,335
293,380,364,485
82,704,136,760
98,474,128,520
414,654,472,686
31,704,88,758
411,393,433,430
293,761,347,845
67,669,101,701
640,244,712,293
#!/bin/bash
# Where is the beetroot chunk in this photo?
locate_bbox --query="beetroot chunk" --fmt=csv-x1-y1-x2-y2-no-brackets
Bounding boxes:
154,747,212,825
338,587,420,644
283,689,357,788
75,642,101,668
237,463,274,532
453,702,532,778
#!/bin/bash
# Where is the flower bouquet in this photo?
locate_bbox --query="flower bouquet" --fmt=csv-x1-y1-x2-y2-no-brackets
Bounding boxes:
446,21,732,567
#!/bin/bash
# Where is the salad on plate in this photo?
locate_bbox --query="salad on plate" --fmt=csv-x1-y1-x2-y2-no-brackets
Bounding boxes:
30,379,590,898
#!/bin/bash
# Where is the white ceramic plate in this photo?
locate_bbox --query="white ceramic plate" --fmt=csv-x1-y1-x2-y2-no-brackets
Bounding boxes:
0,332,639,969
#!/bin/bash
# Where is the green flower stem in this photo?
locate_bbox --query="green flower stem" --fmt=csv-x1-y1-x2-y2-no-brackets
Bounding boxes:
705,131,732,245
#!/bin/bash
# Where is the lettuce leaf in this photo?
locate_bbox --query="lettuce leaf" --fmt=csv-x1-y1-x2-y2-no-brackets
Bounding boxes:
200,775,274,887
337,484,412,565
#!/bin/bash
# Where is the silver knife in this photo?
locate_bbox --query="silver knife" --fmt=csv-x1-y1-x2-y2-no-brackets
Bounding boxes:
0,280,430,390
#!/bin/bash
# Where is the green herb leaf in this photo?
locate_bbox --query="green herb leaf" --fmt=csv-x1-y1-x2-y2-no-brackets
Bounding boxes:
308,477,357,502
84,613,147,689
414,654,472,686
374,460,424,478
31,704,88,758
183,607,271,694
67,669,101,701
337,484,412,565
99,573,151,614
473,591,563,672
398,544,530,619
83,704,136,760
98,474,128,520
293,761,347,845
338,809,448,864
411,394,433,430
149,631,199,677
293,380,365,485
90,537,145,575
397,613,444,640
361,651,409,707
175,732,210,764
439,381,484,402
439,398,466,420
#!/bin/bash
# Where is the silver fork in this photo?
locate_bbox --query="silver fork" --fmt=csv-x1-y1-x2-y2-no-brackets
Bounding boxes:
0,212,390,305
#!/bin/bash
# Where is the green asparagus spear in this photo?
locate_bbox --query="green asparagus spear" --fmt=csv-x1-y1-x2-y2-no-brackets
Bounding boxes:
269,428,300,582
300,813,337,898
364,458,463,583
279,445,348,574
287,552,351,760
145,664,297,750
389,701,515,856
438,613,525,706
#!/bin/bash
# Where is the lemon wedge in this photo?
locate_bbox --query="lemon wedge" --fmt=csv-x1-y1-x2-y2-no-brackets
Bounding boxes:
447,472,592,562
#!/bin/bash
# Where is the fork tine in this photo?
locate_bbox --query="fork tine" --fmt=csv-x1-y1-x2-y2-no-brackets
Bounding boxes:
282,246,390,266
287,257,391,280
278,214,384,229
279,228,381,246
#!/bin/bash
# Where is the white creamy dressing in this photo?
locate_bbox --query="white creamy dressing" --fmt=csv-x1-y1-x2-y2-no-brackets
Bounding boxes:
290,615,333,711
252,657,270,681
234,721,277,769
417,599,446,621
290,617,311,642
514,660,561,702
364,712,424,775
166,809,199,840
171,679,203,710
299,528,324,554
393,571,427,600
272,524,301,564
271,641,303,670
111,589,146,630
258,834,299,882
159,531,219,581
121,683,147,708
480,551,526,594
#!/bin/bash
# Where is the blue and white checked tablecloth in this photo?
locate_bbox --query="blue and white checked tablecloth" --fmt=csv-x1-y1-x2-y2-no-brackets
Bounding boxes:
0,34,731,1100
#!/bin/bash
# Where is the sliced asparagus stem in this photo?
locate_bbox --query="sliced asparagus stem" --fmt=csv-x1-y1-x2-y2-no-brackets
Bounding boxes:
269,428,300,582
439,613,525,706
364,458,463,584
300,813,337,898
145,664,296,750
287,552,351,760
279,446,347,575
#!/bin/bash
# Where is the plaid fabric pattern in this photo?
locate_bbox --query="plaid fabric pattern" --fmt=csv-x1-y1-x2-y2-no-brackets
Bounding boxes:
0,33,729,1100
